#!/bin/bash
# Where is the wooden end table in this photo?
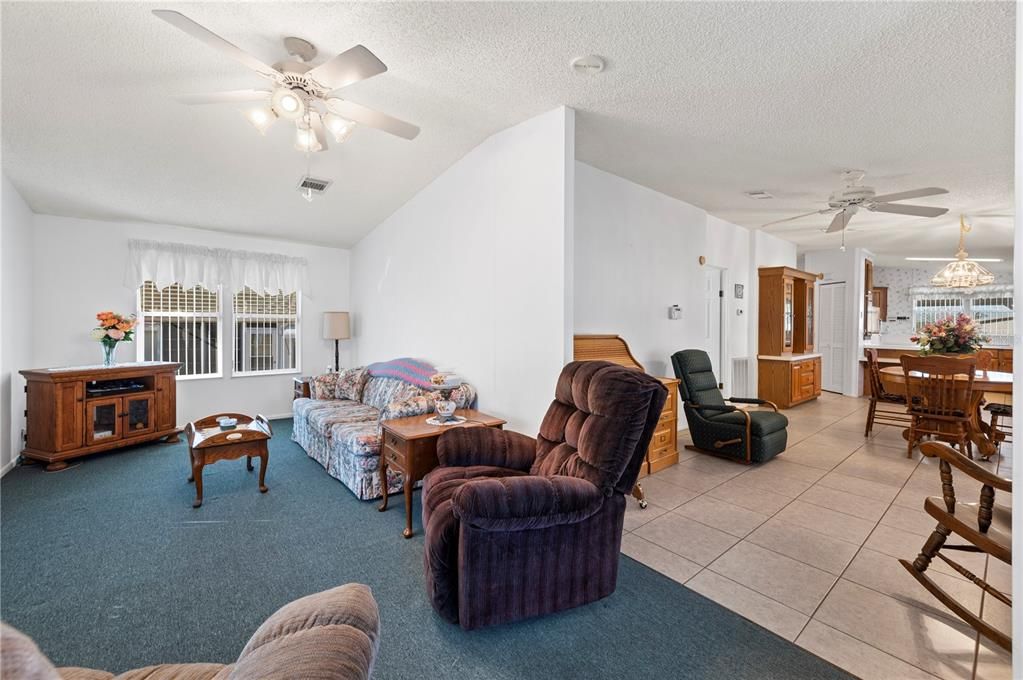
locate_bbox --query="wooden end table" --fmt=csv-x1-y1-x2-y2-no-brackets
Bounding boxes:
185,413,272,508
379,409,506,538
293,376,312,400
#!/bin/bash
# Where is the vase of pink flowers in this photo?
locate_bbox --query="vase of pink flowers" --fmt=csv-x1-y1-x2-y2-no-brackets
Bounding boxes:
91,311,137,367
910,313,990,356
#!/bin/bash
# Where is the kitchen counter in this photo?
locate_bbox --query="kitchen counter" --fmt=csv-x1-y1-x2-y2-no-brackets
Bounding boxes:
758,353,822,362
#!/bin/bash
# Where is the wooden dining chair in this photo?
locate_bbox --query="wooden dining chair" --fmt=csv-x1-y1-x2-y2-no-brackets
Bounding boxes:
900,441,1011,652
863,349,912,436
900,354,976,459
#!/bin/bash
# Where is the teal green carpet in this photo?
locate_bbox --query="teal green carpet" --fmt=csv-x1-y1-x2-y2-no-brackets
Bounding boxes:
1,419,851,679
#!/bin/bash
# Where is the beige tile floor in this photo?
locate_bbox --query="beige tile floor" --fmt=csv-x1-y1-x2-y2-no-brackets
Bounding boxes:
624,392,1012,680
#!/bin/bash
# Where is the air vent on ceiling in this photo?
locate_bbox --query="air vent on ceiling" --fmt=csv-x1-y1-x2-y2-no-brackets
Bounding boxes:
297,176,332,194
744,190,774,200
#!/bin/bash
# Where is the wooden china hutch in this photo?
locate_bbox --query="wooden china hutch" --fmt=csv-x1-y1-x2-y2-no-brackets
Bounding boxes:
757,266,822,408
19,362,181,471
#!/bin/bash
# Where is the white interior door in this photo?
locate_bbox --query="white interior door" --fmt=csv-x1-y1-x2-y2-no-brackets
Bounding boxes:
819,282,847,393
704,268,723,387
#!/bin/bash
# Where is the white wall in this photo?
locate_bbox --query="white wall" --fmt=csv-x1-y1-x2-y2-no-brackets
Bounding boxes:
351,107,574,434
574,163,744,385
31,215,352,424
2,174,35,474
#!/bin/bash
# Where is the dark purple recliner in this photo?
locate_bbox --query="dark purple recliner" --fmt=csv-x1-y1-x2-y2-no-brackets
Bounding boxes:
422,360,668,629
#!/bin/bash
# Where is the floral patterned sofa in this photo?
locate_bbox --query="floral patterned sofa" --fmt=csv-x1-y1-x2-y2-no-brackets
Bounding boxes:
292,364,476,500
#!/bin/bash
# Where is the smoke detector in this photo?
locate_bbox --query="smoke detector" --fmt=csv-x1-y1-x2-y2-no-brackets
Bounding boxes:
744,190,774,200
571,55,605,75
296,175,332,202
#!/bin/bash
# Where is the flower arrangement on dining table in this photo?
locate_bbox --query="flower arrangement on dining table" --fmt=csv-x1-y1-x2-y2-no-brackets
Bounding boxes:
91,311,137,366
910,313,990,355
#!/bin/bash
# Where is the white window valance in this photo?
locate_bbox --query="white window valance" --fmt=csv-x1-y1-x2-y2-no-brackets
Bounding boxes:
126,239,310,295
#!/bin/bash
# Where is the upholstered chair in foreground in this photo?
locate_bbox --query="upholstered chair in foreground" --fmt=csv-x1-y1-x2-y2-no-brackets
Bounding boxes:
422,360,668,630
0,584,379,680
671,349,788,464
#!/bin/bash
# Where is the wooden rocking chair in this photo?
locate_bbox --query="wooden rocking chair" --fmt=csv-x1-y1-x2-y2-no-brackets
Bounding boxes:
900,441,1011,651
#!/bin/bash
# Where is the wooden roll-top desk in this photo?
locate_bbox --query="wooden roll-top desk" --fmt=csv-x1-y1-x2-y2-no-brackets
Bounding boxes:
573,335,680,477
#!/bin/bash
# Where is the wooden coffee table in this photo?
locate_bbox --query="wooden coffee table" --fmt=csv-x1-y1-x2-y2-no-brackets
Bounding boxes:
379,409,506,538
185,413,272,508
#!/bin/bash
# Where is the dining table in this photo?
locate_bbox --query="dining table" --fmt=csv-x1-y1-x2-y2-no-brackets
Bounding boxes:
879,365,1012,459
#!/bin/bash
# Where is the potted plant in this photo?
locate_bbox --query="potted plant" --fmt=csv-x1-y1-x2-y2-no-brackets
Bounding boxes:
91,311,137,367
910,313,990,356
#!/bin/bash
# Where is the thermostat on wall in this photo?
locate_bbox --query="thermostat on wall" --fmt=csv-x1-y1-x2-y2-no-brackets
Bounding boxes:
668,305,682,320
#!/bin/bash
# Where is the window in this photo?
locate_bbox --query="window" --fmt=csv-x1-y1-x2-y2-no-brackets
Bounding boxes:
912,288,1014,340
912,294,965,331
137,282,222,378
232,288,300,375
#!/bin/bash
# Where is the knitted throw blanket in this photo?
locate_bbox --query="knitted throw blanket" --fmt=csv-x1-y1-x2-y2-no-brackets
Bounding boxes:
366,357,437,389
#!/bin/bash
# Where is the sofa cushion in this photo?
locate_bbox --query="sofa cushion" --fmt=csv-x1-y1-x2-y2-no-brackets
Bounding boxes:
330,420,384,458
112,664,228,680
239,583,379,659
307,401,380,438
361,377,425,411
308,373,341,400
422,466,528,623
1,623,63,680
334,367,370,402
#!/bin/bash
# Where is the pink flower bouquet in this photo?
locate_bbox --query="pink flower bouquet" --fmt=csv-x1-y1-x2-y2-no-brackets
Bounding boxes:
911,313,990,355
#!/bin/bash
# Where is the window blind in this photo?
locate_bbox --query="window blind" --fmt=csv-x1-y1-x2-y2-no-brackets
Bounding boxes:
137,282,221,377
232,288,300,375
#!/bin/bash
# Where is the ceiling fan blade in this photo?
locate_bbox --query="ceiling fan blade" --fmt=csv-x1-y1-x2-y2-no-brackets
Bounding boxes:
826,209,853,233
869,187,948,203
761,209,832,229
307,45,387,91
175,89,270,105
868,203,948,218
325,98,420,140
310,113,329,151
152,10,281,80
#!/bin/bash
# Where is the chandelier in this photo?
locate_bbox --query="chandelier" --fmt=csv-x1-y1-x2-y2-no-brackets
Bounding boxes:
929,215,995,288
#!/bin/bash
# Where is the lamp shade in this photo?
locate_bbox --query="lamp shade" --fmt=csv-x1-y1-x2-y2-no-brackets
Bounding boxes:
323,311,351,340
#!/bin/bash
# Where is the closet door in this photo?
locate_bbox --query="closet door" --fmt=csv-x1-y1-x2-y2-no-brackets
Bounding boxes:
818,283,847,394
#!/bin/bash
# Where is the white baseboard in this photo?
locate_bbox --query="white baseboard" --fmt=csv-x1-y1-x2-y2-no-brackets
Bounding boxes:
265,412,293,421
1,459,16,478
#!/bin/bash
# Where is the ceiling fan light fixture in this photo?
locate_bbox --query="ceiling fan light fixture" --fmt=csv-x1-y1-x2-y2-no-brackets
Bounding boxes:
271,87,305,120
929,215,996,288
323,113,356,143
243,106,277,135
294,125,322,153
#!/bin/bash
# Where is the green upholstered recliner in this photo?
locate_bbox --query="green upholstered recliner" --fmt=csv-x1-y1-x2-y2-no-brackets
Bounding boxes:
671,349,788,464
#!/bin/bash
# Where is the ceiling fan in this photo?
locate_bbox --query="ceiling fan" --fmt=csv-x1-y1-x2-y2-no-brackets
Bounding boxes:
761,170,949,233
153,10,420,152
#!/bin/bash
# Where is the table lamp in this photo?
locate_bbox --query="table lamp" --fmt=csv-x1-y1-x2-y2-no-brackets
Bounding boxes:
322,311,351,372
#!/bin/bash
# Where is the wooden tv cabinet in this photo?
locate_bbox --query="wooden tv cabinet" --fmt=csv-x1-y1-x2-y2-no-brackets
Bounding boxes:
20,362,181,471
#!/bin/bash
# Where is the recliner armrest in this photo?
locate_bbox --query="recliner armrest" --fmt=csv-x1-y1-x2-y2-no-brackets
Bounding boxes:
451,476,605,531
726,396,780,412
690,404,738,414
437,427,537,471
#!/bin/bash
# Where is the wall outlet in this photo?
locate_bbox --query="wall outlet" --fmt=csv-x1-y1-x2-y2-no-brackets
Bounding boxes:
668,305,682,320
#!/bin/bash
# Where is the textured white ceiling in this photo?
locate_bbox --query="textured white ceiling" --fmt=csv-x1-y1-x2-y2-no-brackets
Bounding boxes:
1,2,1015,255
